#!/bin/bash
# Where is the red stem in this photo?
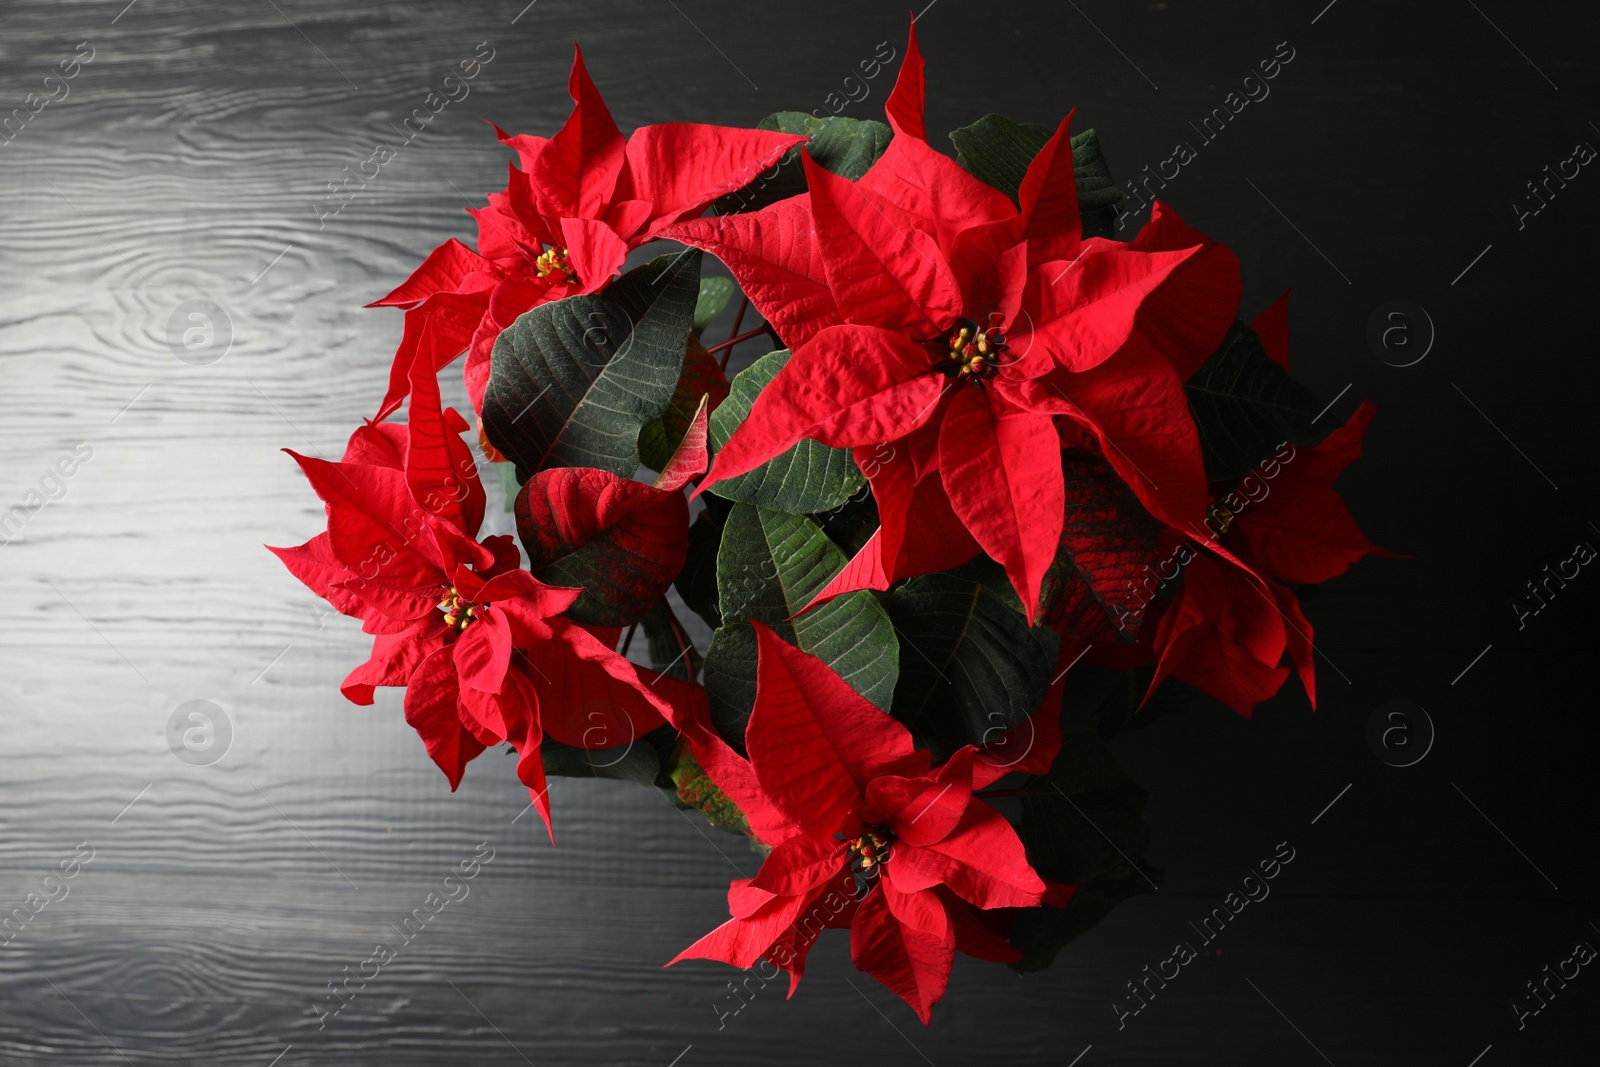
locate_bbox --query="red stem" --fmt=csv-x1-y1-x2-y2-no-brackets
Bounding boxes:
619,621,639,656
717,296,749,370
705,323,768,362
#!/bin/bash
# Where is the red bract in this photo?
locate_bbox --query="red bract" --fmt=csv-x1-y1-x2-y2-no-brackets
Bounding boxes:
1143,300,1391,716
669,624,1057,1023
664,24,1217,620
515,398,709,626
268,347,668,837
368,46,804,419
1147,551,1303,717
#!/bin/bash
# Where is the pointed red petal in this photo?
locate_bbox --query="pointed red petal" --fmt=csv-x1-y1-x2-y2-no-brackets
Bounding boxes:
800,527,891,613
343,421,407,468
860,133,1017,256
533,44,627,219
285,451,446,593
489,120,548,172
451,602,514,694
869,455,983,585
745,622,917,835
1024,242,1198,374
340,619,442,705
1233,402,1386,584
528,618,668,747
268,533,364,616
1127,202,1243,380
1017,112,1083,245
850,882,953,1025
661,196,840,352
1149,553,1290,717
370,238,499,308
376,297,488,421
940,888,1023,963
871,748,975,847
1022,333,1210,536
699,325,944,490
751,833,845,897
658,676,799,848
887,802,1046,909
670,890,812,971
938,390,1063,622
406,324,486,536
559,215,629,293
884,21,926,141
802,150,962,336
615,123,804,234
403,648,486,790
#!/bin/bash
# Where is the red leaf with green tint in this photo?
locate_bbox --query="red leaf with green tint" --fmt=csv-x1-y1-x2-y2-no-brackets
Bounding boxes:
515,468,690,627
1040,450,1166,639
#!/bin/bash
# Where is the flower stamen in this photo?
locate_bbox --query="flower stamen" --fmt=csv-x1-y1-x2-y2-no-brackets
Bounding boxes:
845,830,892,873
535,246,578,284
931,318,1006,383
437,587,480,631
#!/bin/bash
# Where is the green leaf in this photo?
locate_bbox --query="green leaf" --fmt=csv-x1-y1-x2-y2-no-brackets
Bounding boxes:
482,250,702,481
1010,731,1160,972
693,276,737,336
707,349,865,513
714,113,893,215
540,736,661,787
1184,320,1322,481
885,560,1059,754
496,461,519,513
948,114,1127,238
637,336,731,472
702,504,898,748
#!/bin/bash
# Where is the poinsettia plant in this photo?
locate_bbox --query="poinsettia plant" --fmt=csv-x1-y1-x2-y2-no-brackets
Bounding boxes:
271,21,1386,1023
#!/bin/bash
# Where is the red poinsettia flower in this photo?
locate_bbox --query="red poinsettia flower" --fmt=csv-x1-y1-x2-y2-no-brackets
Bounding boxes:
668,623,1063,1023
1139,296,1391,716
366,45,804,419
663,24,1219,620
268,342,668,836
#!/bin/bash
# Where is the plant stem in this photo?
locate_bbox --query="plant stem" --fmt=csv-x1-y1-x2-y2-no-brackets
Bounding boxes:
619,621,639,656
705,323,768,363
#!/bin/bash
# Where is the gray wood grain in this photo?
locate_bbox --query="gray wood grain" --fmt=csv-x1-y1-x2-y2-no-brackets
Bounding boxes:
3,0,1599,1062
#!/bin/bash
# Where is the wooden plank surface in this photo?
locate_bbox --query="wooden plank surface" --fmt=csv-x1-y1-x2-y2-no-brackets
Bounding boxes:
2,0,1598,1062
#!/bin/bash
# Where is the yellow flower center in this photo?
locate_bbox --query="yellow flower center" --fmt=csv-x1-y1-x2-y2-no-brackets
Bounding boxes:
437,587,480,631
535,246,577,283
934,318,1006,382
845,831,892,871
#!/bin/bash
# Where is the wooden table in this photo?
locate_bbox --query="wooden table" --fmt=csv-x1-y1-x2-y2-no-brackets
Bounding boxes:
1,1,1595,1062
